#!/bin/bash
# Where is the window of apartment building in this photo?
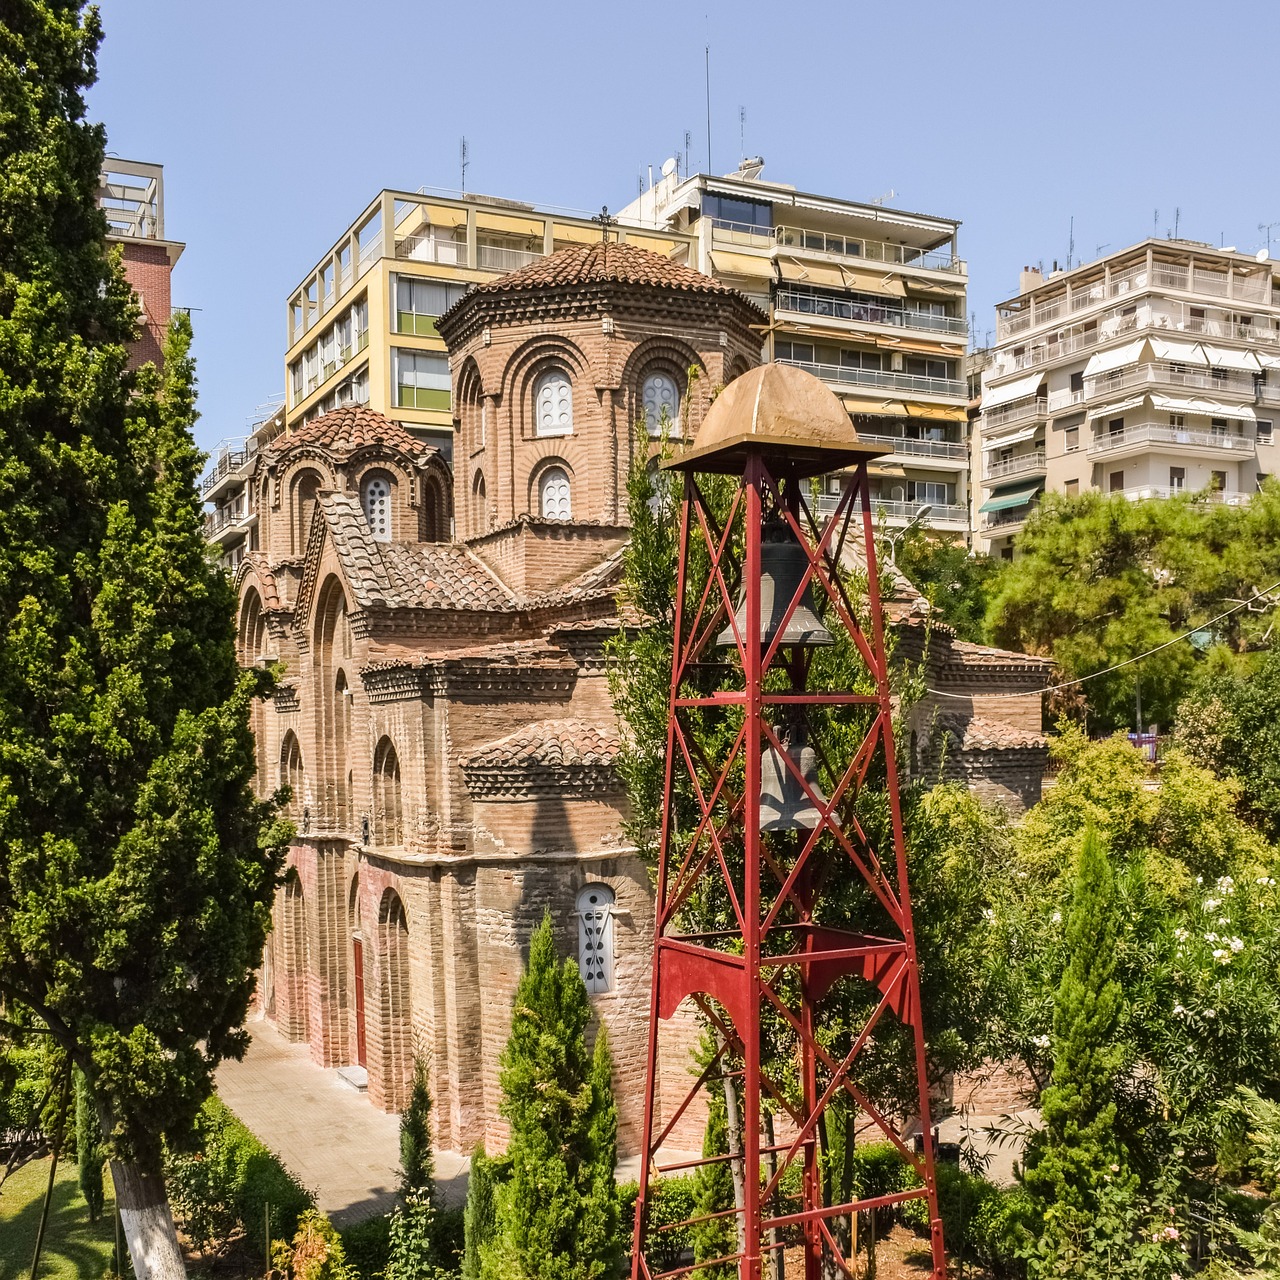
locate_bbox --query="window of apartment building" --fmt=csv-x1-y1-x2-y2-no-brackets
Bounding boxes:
393,348,450,410
1069,371,1084,393
540,466,572,519
394,276,466,335
577,884,615,994
1064,425,1080,453
1189,307,1206,330
290,361,303,406
535,369,573,436
1170,466,1186,492
1108,417,1125,437
1064,479,1079,496
1258,473,1271,490
1211,417,1228,437
702,194,772,231
908,480,953,505
1169,414,1186,429
1258,419,1274,445
1211,470,1227,491
905,356,953,381
1109,470,1125,493
335,369,369,408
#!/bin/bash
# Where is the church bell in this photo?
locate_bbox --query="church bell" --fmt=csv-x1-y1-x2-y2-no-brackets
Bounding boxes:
759,732,828,831
717,528,834,650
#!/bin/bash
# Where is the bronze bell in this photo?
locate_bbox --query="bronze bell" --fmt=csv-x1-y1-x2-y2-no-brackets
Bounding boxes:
717,530,834,649
759,734,828,831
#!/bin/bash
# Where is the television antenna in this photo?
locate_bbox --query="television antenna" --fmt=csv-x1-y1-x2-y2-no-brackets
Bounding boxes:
459,137,469,194
871,188,897,206
1067,215,1075,268
1260,221,1280,255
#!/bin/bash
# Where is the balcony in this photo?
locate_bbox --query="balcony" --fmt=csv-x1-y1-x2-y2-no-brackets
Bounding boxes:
476,243,543,273
774,287,967,337
710,220,964,274
1047,387,1086,414
815,494,967,526
204,506,256,544
1085,363,1258,401
200,438,258,499
982,397,1048,431
858,433,968,463
776,357,965,400
1088,422,1255,458
1118,484,1249,506
984,451,1046,482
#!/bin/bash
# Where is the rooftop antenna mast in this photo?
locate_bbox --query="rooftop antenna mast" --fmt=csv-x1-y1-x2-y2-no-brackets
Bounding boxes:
459,137,469,194
1067,215,1075,269
1259,220,1280,255
739,105,746,160
684,129,693,178
705,46,712,174
1174,207,1181,239
1153,208,1160,238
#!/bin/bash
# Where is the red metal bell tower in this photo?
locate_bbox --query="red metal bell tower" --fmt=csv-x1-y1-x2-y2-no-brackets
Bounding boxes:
631,365,946,1280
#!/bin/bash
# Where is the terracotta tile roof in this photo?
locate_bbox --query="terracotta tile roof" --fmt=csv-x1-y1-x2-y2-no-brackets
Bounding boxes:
381,543,518,611
460,241,740,301
265,406,427,460
938,716,1047,751
462,718,621,771
947,639,1054,670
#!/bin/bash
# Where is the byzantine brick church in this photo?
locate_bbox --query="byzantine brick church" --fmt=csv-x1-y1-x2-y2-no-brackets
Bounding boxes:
233,241,1049,1152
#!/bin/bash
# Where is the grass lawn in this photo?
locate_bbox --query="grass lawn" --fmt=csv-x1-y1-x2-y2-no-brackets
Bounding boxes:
0,1155,119,1280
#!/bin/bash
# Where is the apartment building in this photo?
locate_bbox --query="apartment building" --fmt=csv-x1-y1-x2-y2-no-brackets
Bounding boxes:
200,190,694,566
976,240,1280,556
618,158,970,533
97,159,184,370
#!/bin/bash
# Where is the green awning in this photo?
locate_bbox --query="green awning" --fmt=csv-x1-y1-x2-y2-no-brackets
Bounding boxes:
979,483,1043,514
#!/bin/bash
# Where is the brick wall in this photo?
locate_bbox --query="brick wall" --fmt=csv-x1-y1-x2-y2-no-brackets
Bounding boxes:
119,241,171,371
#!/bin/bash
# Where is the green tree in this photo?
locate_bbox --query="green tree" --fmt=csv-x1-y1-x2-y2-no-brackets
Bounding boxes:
461,1144,497,1280
399,1055,436,1203
890,526,1001,643
690,1079,736,1278
0,6,288,1274
986,488,1280,732
1021,828,1138,1274
480,913,620,1280
76,1065,105,1222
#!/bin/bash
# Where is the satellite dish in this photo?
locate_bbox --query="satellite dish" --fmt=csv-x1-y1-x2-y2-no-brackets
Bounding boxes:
661,157,677,178
1257,248,1270,263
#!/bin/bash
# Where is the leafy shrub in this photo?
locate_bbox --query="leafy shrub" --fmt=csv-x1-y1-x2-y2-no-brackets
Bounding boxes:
339,1215,391,1279
970,1186,1034,1278
620,1177,697,1269
273,1210,352,1280
166,1095,314,1257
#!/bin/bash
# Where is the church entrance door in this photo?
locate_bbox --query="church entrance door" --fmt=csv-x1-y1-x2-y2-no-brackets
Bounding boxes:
352,936,367,1068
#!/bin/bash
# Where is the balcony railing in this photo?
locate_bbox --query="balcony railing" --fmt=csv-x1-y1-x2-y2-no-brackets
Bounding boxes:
858,433,968,461
982,397,1048,431
396,232,467,266
1118,484,1249,506
815,494,967,524
1088,422,1255,456
710,220,964,274
983,506,1035,531
476,243,543,272
200,439,258,496
777,357,964,399
984,451,1046,482
1086,363,1258,400
203,506,255,537
775,287,967,336
1047,387,1086,413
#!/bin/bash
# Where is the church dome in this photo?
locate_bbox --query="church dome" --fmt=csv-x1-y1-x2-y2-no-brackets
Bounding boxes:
266,406,426,460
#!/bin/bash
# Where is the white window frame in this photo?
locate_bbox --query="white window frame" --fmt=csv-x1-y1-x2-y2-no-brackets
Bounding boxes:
539,466,572,520
642,370,681,438
535,368,573,437
361,472,393,542
576,884,615,994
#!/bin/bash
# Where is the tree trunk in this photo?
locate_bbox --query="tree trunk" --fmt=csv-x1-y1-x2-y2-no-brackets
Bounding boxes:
109,1159,187,1280
722,1072,747,1255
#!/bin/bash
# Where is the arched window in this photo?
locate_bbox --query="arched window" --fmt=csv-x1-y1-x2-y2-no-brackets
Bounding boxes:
373,737,403,846
280,731,305,816
535,369,572,437
577,884,615,994
361,473,392,542
539,466,572,520
642,371,681,437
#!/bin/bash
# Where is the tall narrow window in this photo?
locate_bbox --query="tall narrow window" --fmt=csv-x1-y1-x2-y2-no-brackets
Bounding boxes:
540,467,572,520
361,474,391,541
535,369,572,437
373,738,402,846
577,884,615,994
642,371,680,437
280,731,305,817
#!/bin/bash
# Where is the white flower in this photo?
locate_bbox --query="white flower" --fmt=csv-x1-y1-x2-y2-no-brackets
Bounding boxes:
1173,928,1188,942
982,908,995,922
1051,911,1062,925
1230,937,1245,953
1213,949,1231,964
1032,1034,1051,1050
1110,1163,1120,1173
1016,870,1028,879
1218,916,1230,926
1173,1004,1186,1015
1218,876,1235,894
1205,932,1219,943
1204,898,1220,910
1204,1009,1216,1018
1196,876,1203,885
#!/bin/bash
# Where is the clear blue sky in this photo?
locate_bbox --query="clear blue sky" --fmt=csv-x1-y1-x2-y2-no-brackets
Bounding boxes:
88,0,1280,455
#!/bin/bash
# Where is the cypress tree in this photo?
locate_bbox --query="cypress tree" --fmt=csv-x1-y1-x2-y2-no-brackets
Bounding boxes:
461,1144,497,1280
75,1066,105,1222
480,912,620,1280
0,6,288,1274
1022,827,1134,1271
399,1054,436,1203
691,1081,736,1278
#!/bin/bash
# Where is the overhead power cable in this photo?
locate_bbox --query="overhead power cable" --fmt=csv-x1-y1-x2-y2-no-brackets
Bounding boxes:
925,579,1280,701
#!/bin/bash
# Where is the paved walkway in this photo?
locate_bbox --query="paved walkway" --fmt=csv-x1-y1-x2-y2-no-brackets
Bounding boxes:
215,1017,468,1225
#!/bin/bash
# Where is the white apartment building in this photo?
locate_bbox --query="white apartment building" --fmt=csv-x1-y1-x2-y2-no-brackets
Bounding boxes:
976,240,1280,556
619,159,971,534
